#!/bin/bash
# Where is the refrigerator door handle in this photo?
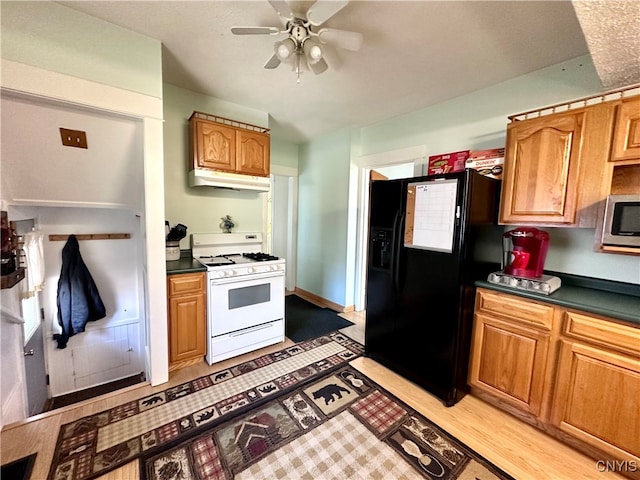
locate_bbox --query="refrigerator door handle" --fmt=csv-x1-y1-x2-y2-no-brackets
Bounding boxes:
392,209,403,291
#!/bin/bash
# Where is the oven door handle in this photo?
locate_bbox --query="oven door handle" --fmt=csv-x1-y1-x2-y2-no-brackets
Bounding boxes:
209,270,285,285
229,322,275,337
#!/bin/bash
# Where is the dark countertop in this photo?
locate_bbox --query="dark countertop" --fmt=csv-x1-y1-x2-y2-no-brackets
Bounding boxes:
476,278,640,327
166,251,206,275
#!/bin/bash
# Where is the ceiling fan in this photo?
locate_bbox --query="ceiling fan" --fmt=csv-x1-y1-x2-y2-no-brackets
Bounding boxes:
231,0,363,82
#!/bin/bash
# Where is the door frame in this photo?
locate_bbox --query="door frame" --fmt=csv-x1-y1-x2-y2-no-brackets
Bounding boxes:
353,145,427,311
1,59,168,389
269,165,298,292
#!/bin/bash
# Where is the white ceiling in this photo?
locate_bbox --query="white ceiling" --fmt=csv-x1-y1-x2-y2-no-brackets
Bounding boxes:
57,1,637,144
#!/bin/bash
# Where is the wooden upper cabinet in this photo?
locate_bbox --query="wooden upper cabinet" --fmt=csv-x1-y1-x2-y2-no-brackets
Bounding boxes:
500,110,583,225
499,102,616,227
237,130,270,176
611,96,640,162
193,118,236,172
189,112,270,177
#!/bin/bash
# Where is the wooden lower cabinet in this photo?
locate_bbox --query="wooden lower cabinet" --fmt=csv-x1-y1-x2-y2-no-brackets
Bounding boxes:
551,310,640,471
167,272,206,371
469,313,551,416
470,288,640,478
551,339,640,464
469,289,557,418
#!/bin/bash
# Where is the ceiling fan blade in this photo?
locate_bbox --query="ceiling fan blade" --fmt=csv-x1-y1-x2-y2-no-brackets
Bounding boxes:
308,57,328,75
264,53,281,69
268,0,293,19
231,26,280,35
317,28,363,51
306,0,349,26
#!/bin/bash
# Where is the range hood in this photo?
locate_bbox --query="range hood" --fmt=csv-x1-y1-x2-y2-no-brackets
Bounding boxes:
189,169,270,192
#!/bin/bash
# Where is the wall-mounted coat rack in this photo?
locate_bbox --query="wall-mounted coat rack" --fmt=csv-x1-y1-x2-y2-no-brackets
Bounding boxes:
48,233,131,241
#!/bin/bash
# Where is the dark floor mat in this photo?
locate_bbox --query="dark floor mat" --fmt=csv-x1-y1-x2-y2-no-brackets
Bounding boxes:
285,294,354,343
44,372,145,411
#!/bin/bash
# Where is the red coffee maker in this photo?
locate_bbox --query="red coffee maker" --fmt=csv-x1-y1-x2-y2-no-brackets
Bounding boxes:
502,227,549,279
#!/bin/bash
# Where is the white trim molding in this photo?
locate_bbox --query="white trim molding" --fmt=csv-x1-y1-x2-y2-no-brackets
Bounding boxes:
353,145,427,311
1,58,169,388
1,60,163,120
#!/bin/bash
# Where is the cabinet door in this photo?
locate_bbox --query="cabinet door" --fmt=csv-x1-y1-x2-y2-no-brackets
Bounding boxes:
167,273,206,366
168,292,206,363
236,130,270,176
551,340,640,461
468,312,550,415
611,96,640,162
499,111,584,224
194,119,236,171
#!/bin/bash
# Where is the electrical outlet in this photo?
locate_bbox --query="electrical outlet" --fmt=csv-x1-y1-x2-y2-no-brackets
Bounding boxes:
59,128,88,149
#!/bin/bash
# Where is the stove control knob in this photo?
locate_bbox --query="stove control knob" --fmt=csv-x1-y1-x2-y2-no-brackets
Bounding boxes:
247,267,255,273
508,277,518,287
218,271,227,278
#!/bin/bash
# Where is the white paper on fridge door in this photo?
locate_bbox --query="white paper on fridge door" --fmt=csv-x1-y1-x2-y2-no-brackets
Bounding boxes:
409,180,458,253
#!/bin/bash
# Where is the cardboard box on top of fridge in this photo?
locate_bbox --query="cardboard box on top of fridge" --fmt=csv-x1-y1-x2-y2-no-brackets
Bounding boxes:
427,150,470,175
465,148,505,179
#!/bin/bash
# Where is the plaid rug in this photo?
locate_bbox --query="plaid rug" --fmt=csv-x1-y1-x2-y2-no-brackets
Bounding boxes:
47,332,363,480
141,365,515,480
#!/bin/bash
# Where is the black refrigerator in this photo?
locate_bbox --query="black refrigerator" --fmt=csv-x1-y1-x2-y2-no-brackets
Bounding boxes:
365,169,499,406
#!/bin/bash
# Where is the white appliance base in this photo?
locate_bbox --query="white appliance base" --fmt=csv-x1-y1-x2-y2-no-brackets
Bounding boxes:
206,319,285,365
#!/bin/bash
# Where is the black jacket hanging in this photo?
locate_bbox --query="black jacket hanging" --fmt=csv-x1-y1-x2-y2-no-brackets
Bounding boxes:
53,235,106,349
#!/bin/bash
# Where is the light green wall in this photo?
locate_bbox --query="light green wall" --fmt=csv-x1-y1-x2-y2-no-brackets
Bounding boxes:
352,54,638,286
1,1,162,98
297,129,352,305
162,83,270,246
359,56,603,157
298,55,638,308
270,138,299,170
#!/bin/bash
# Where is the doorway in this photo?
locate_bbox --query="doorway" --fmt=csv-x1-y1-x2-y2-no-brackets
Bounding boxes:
23,296,48,416
353,145,427,312
270,172,298,292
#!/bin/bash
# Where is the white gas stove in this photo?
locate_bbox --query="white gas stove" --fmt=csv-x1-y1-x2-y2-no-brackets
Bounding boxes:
191,233,285,364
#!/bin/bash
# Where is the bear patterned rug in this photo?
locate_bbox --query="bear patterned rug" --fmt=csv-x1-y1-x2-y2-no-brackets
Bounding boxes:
47,332,363,480
141,365,515,480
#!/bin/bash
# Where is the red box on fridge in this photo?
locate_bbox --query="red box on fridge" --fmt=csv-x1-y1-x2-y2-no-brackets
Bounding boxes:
427,150,470,175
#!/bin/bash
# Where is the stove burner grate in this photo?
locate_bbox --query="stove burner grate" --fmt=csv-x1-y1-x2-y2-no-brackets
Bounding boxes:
243,252,279,262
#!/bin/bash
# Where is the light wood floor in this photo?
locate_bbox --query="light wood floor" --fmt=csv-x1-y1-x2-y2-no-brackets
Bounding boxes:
1,311,625,480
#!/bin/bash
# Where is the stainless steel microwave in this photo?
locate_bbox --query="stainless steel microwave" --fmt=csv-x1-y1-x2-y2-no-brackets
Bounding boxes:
601,194,640,247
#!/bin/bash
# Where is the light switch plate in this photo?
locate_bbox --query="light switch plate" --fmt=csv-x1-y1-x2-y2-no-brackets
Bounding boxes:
59,128,88,149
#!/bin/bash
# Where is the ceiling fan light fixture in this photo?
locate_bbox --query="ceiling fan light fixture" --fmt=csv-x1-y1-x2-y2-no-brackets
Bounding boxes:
303,39,323,65
233,0,362,80
275,38,296,61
